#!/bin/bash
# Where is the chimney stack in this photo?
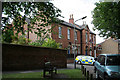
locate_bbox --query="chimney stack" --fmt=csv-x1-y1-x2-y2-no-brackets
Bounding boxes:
69,14,74,24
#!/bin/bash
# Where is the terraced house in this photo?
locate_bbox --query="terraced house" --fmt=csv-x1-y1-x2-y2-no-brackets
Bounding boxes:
51,14,96,57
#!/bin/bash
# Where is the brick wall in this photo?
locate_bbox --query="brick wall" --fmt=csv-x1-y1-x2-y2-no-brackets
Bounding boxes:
2,43,67,71
52,23,74,48
51,23,81,55
81,26,96,56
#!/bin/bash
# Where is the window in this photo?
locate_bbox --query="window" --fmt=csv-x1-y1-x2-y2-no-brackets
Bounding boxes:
25,30,27,38
59,45,62,48
106,56,120,65
97,55,105,64
94,36,96,44
59,27,62,38
75,31,77,40
86,32,88,43
97,55,102,62
89,34,91,40
100,56,105,65
68,47,70,54
68,29,70,39
98,47,102,50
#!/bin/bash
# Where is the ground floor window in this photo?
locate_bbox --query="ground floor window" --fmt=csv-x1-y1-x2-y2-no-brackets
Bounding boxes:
68,47,70,54
59,45,62,48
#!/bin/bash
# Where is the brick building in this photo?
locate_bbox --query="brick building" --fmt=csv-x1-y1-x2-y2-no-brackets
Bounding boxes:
51,14,96,57
7,14,96,57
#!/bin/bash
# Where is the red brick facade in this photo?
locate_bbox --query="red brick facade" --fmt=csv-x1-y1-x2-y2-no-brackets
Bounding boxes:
51,15,96,57
51,23,81,55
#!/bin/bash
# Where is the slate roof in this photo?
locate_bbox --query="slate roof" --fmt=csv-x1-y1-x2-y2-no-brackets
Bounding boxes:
90,31,96,35
59,19,96,35
59,20,81,30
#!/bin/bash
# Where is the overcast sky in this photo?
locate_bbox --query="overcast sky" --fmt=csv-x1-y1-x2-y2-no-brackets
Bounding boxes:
51,0,105,44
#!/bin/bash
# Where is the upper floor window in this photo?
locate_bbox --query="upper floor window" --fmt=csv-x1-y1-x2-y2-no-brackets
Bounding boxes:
89,34,91,40
68,29,70,39
86,32,88,43
94,36,96,44
59,27,62,38
24,30,27,38
75,31,77,40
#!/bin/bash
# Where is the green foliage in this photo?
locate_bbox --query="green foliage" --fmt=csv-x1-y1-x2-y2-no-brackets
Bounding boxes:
2,29,14,43
2,2,62,43
12,35,31,45
41,38,60,48
92,2,120,39
28,38,60,49
28,41,41,46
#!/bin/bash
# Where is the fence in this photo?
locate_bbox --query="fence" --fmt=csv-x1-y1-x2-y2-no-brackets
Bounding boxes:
2,43,67,71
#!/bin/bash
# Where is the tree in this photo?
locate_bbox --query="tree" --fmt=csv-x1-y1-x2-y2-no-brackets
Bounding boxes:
92,2,120,39
28,38,60,49
1,2,62,43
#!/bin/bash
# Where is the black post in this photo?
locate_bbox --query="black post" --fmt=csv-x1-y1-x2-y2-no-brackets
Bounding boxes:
84,68,86,76
90,74,93,80
87,71,89,80
82,66,84,74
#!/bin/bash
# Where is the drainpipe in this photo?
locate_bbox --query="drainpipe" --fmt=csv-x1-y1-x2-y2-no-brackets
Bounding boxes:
80,30,82,55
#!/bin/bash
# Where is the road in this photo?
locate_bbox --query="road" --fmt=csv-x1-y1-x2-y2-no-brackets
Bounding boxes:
67,63,96,78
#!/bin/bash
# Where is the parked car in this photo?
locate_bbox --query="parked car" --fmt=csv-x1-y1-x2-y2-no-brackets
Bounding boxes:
94,54,120,80
75,55,95,65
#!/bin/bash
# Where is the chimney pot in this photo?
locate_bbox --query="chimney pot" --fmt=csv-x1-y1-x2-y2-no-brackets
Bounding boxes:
72,14,73,19
69,14,74,24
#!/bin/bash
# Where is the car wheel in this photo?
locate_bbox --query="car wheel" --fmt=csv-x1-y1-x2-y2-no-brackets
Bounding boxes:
77,60,81,64
96,70,100,79
103,74,109,80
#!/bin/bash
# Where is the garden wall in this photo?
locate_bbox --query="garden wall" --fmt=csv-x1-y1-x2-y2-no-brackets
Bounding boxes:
2,43,67,71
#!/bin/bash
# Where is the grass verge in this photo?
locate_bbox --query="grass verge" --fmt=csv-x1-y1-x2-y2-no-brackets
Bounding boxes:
2,69,85,79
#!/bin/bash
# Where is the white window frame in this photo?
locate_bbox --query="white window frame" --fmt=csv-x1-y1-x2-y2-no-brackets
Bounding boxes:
89,34,91,40
94,36,96,44
68,29,70,40
59,27,62,38
86,32,88,43
25,30,27,38
75,31,77,40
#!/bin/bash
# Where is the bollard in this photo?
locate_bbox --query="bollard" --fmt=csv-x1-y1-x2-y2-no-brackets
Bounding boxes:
90,74,93,80
82,66,84,74
84,68,86,76
87,71,89,80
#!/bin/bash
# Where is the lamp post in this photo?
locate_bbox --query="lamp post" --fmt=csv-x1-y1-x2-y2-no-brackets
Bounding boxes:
74,16,87,69
26,17,30,40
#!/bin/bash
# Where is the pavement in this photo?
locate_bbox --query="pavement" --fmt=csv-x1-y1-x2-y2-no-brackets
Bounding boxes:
2,63,96,78
3,64,81,74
